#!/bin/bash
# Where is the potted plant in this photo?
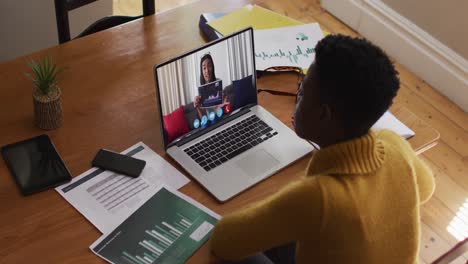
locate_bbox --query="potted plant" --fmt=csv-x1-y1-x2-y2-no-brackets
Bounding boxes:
26,56,64,130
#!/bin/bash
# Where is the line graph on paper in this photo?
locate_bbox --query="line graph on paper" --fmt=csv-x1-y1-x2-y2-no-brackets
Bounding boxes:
255,46,315,65
253,23,324,70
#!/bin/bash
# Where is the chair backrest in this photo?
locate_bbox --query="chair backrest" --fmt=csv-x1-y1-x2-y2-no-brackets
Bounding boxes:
431,238,468,264
54,0,155,44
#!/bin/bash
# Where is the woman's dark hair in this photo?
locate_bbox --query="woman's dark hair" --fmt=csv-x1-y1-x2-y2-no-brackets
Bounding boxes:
200,53,216,85
314,34,400,135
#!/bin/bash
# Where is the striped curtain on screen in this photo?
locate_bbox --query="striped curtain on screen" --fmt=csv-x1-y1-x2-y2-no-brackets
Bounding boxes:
227,32,254,81
157,56,198,115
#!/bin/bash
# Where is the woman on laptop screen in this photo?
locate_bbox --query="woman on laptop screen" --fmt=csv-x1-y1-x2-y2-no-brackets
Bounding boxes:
194,53,229,122
200,53,216,85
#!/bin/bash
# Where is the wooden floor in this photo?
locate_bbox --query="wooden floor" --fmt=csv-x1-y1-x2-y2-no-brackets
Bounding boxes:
114,1,468,263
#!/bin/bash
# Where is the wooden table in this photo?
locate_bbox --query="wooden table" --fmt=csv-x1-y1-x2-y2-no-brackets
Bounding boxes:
0,0,439,263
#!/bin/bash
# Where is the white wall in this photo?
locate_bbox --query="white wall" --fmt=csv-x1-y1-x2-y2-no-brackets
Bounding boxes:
0,0,112,63
382,0,468,60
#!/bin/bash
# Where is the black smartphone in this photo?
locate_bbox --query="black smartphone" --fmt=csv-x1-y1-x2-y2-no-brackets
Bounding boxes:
92,149,146,178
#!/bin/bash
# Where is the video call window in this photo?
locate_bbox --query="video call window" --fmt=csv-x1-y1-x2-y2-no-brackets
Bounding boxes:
156,31,256,144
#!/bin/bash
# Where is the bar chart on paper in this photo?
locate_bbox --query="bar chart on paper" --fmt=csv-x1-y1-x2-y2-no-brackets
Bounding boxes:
91,187,219,264
129,213,197,263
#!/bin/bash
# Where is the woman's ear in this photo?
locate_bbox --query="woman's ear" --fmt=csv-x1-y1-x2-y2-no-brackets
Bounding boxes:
319,104,332,121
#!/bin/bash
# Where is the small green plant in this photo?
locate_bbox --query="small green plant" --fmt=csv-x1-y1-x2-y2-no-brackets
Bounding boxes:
26,56,64,95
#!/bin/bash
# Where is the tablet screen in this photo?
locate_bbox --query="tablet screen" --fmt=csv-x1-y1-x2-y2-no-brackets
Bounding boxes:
1,135,71,195
198,79,223,108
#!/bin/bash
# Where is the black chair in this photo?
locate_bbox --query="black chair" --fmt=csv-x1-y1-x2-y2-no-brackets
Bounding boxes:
54,0,155,44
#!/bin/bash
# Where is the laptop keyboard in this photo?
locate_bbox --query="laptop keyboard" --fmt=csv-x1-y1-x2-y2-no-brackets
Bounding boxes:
183,115,278,172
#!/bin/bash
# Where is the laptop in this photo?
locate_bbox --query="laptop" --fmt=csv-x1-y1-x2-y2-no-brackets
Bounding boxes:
154,28,313,202
198,79,223,108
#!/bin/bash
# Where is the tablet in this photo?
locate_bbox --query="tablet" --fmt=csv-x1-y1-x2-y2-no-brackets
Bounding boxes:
198,79,223,107
1,134,72,195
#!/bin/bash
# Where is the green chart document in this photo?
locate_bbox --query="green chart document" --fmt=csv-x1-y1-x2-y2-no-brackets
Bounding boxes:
91,186,220,264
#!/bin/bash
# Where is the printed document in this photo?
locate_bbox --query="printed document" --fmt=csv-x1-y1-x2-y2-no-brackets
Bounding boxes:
91,185,220,264
56,142,190,233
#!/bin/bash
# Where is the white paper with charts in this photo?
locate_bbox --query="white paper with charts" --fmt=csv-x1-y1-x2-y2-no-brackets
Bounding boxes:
56,142,190,234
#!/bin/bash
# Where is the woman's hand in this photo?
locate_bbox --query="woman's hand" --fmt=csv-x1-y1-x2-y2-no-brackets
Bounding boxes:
194,96,205,120
194,96,201,108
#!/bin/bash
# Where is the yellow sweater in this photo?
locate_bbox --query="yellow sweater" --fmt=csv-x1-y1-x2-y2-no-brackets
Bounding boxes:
211,130,435,264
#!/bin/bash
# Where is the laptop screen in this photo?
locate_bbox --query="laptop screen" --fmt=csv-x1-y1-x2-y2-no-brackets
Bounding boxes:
154,28,256,148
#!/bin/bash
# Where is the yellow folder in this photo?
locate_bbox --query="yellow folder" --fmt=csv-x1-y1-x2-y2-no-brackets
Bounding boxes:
207,4,303,36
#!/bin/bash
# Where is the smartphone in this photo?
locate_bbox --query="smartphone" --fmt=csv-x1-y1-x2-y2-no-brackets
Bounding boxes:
92,149,146,177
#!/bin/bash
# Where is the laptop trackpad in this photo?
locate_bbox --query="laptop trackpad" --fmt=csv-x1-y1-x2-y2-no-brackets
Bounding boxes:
236,149,279,178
